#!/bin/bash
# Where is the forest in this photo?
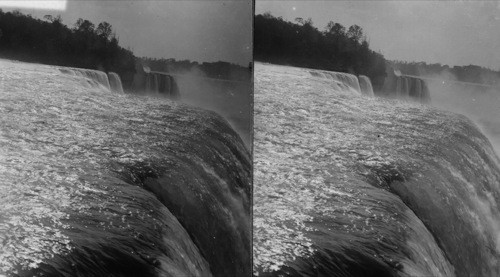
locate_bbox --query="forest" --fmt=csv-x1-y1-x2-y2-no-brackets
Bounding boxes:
254,12,387,89
0,9,251,88
391,61,500,86
255,12,500,90
0,9,137,87
139,58,251,82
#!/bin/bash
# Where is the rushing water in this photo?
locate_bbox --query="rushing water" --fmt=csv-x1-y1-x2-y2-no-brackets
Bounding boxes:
381,74,431,103
253,63,500,277
108,72,124,94
309,70,361,95
358,75,374,97
0,59,251,277
144,72,180,98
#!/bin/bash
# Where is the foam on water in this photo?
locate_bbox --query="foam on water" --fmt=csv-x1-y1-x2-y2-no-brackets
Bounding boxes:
254,62,500,277
0,59,251,276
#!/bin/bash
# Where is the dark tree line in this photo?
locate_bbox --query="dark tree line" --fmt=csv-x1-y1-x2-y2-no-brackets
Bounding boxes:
254,13,387,89
139,57,251,82
0,9,251,87
392,61,500,86
0,9,136,87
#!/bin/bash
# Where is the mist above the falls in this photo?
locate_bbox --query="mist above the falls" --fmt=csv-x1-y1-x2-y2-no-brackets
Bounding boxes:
426,71,500,157
174,67,252,150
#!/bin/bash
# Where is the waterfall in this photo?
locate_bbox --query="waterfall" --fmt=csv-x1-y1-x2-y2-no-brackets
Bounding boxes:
383,74,431,103
358,75,375,96
413,78,422,99
139,71,180,99
402,77,410,97
0,59,250,277
254,62,500,277
153,74,159,93
310,70,362,94
395,77,402,97
108,72,124,93
59,67,111,91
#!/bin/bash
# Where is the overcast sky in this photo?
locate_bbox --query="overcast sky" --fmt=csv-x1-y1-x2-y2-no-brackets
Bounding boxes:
256,1,500,70
1,0,252,66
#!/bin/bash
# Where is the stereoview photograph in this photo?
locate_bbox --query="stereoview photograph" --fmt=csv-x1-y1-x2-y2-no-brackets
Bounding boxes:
0,1,252,276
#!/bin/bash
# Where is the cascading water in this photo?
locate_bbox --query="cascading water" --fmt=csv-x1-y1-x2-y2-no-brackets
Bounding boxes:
158,73,170,94
395,77,402,97
254,62,500,277
0,59,251,277
414,78,422,99
382,71,431,103
142,72,180,99
358,75,375,96
59,67,111,91
309,70,362,94
401,77,409,97
153,74,159,93
108,72,124,93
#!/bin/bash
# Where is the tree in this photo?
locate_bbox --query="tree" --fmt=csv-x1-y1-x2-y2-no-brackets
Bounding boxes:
74,18,95,33
304,18,313,27
262,12,273,19
254,12,388,89
44,15,62,24
325,21,345,36
96,22,113,39
347,24,363,42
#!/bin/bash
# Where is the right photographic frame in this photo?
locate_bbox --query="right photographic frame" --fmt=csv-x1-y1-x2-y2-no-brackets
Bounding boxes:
253,1,500,277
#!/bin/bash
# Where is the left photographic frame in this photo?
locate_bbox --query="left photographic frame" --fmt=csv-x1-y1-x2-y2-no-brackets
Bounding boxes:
0,1,253,276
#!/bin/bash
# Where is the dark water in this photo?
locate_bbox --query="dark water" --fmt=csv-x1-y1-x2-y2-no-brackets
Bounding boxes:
0,60,251,277
254,63,500,277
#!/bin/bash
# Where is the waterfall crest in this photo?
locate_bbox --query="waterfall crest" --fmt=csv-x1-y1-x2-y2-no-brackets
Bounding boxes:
310,70,362,94
59,67,111,91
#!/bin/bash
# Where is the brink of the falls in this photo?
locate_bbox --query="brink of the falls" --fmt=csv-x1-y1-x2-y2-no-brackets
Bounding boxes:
307,70,375,97
58,67,112,91
309,70,362,94
0,59,251,277
254,62,500,277
58,66,126,95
